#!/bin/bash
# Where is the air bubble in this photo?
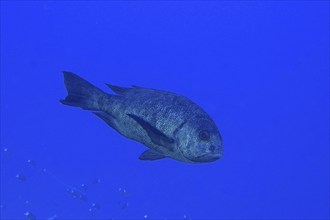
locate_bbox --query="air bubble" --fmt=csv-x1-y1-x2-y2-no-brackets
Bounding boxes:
92,178,101,184
118,187,129,196
78,194,88,202
183,214,190,219
47,214,57,220
119,201,129,210
81,183,88,190
91,202,101,209
25,212,36,220
27,159,36,167
16,174,26,182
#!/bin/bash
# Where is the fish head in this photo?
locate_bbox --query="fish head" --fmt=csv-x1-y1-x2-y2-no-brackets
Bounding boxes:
176,117,223,163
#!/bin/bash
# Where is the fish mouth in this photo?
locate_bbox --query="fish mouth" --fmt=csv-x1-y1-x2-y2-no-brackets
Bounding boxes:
191,153,222,163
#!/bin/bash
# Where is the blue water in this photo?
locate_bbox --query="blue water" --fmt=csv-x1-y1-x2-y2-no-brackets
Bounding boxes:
1,1,329,220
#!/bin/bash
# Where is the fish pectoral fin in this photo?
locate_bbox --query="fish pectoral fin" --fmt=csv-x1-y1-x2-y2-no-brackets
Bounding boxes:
127,113,174,151
139,149,166,161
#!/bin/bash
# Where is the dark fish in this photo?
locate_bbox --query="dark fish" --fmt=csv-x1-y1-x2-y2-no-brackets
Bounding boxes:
60,71,223,163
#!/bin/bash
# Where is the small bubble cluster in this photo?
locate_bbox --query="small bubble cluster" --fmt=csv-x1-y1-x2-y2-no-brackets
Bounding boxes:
67,188,88,202
2,146,193,219
118,187,129,196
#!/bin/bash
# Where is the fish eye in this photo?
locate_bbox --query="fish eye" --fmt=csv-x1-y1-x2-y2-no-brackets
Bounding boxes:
198,130,210,141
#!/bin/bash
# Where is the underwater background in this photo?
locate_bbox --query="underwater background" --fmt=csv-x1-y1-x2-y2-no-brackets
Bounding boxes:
1,1,329,220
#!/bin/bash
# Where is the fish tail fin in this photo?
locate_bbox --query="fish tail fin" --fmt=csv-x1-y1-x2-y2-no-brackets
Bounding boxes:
60,71,106,110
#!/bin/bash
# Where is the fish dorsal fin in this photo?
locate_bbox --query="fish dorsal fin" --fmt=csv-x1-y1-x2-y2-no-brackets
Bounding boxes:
132,85,143,88
105,84,132,95
127,113,174,151
139,149,165,160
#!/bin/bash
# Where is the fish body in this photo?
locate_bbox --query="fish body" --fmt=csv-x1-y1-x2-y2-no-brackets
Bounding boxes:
61,71,223,163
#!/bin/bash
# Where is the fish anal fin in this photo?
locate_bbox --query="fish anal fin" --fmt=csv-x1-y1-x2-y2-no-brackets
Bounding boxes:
93,111,119,132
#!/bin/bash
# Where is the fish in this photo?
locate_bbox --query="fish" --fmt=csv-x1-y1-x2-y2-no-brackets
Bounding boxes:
60,71,223,163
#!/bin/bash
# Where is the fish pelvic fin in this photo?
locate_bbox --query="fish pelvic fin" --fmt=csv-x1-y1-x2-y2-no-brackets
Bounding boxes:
139,149,166,161
60,71,106,110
